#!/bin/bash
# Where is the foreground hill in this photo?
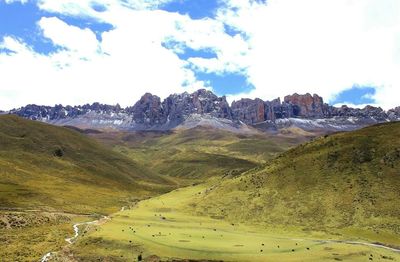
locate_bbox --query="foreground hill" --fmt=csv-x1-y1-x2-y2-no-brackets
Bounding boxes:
0,115,177,260
189,122,400,246
0,115,175,214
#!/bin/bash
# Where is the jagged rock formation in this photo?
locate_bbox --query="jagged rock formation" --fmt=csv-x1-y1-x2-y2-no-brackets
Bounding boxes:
284,93,325,118
231,98,265,124
8,89,400,132
388,107,400,120
232,93,327,124
122,89,232,129
127,93,164,127
162,89,232,126
11,103,125,121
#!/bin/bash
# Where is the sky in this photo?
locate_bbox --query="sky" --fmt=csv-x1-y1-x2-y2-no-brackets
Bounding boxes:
0,0,400,110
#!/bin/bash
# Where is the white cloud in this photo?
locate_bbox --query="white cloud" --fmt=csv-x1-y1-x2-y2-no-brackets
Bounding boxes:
219,0,400,109
3,0,28,4
0,0,248,110
0,3,208,110
1,0,400,110
168,16,250,74
39,17,100,55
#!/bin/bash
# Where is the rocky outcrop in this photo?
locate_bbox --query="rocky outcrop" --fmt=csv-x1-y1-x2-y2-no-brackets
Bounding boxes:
8,89,400,131
10,103,124,121
232,94,324,124
231,98,265,124
265,98,295,120
284,93,325,118
387,107,400,121
328,105,388,121
127,93,165,127
162,89,232,125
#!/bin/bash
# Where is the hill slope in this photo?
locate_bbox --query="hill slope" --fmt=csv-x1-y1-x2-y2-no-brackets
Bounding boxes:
189,122,400,246
0,115,175,214
90,125,310,179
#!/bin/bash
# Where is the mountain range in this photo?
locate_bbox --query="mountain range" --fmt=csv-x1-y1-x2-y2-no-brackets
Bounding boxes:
7,89,400,132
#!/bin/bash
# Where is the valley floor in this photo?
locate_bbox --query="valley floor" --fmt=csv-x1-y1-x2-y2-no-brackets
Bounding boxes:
66,183,400,262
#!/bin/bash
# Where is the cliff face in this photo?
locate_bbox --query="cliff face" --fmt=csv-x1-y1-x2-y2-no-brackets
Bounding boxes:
232,93,326,124
284,93,325,118
231,98,265,124
388,107,400,120
162,89,232,125
231,93,395,126
127,93,165,127
8,89,400,132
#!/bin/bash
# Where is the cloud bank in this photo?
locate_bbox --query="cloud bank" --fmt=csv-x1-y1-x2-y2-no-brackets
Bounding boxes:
0,0,399,110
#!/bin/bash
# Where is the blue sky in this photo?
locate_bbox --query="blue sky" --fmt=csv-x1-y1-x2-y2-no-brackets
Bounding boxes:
332,86,376,106
161,0,220,20
0,1,113,53
0,0,399,110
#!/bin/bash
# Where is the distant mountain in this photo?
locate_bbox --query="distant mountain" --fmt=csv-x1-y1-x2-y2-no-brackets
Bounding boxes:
8,89,400,132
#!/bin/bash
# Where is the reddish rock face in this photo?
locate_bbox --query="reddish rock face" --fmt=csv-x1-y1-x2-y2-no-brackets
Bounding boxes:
284,93,325,118
257,100,265,122
231,98,265,124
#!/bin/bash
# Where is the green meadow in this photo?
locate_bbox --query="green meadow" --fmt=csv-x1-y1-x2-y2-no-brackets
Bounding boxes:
71,182,400,261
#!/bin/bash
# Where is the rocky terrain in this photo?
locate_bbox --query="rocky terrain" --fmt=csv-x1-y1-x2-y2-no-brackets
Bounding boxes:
8,89,400,132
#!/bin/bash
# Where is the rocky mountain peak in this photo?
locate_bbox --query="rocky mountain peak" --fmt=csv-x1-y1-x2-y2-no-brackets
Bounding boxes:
8,89,400,132
388,107,400,120
284,93,325,118
128,93,164,127
231,98,265,124
191,88,217,98
162,89,232,125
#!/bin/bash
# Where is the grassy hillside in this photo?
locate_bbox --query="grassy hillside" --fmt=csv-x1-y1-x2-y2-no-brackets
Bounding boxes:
0,115,175,260
188,122,400,247
0,115,175,213
90,126,309,179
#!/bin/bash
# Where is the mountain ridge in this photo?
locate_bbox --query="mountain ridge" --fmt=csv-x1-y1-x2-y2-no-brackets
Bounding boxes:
7,89,400,132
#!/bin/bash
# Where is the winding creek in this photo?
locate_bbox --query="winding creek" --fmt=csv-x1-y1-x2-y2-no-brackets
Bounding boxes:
40,216,110,262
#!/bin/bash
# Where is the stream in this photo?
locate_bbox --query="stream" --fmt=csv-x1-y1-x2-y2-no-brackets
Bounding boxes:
40,216,109,262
